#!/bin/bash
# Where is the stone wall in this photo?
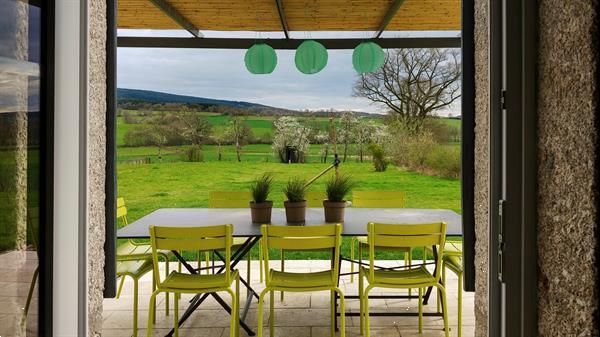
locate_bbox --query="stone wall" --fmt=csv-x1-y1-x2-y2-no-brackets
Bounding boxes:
473,0,489,335
87,0,108,335
537,0,599,335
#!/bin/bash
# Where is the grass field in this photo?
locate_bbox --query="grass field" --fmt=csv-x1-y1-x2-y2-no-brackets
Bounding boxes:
116,111,462,260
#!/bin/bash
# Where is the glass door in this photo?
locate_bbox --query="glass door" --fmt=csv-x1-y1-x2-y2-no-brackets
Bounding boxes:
0,0,52,335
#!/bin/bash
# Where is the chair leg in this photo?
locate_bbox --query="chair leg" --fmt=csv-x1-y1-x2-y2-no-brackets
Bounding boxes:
152,273,157,324
350,237,356,283
115,274,125,299
439,265,446,313
146,289,159,337
236,275,241,337
270,290,275,337
280,250,285,301
227,286,238,337
205,251,210,275
406,251,411,298
335,288,346,337
247,253,251,299
259,240,264,283
257,289,269,337
363,285,373,337
435,283,450,337
418,287,423,334
22,266,39,325
174,291,179,337
458,272,463,337
330,290,335,337
165,258,170,316
133,278,139,337
358,267,364,335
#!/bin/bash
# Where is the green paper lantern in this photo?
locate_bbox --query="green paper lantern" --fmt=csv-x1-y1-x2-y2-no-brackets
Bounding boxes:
295,40,328,74
352,42,385,73
245,43,277,74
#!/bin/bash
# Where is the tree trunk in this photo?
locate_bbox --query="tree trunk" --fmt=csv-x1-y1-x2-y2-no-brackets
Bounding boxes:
236,141,241,162
359,145,363,163
343,143,348,162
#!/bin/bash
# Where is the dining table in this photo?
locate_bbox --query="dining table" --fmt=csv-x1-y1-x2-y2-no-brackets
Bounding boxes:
117,207,462,337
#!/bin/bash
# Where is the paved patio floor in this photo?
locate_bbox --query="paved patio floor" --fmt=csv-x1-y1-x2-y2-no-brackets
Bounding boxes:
103,260,474,337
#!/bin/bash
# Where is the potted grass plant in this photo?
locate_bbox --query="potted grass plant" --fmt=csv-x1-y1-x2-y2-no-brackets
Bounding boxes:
283,178,307,223
249,173,274,223
323,174,354,222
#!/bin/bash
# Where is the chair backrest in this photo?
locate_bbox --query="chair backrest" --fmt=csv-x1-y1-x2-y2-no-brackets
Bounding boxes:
306,191,326,207
208,191,251,208
261,224,342,285
352,191,406,208
149,225,233,284
366,222,446,281
116,197,128,226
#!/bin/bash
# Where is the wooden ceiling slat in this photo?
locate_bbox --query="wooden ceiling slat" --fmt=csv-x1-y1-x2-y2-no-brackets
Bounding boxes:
117,0,460,31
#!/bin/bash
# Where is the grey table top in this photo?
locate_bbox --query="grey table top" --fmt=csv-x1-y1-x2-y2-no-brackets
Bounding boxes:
117,208,462,238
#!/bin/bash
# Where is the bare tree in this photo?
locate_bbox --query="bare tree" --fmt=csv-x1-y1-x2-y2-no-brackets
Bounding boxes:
179,111,213,146
354,48,461,131
227,116,252,162
338,111,358,162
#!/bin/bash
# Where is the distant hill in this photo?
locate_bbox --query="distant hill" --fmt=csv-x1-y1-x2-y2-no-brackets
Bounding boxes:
117,88,378,118
117,88,271,109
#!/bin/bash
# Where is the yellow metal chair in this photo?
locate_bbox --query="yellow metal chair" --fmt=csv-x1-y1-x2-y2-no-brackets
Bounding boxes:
258,224,346,337
117,258,155,337
350,191,409,283
359,222,449,337
147,225,240,337
277,190,327,301
209,191,256,294
115,198,176,314
434,241,463,337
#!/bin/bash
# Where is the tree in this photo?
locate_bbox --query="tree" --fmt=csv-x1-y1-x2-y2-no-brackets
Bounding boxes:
353,48,461,132
211,133,226,161
179,111,213,146
226,116,252,162
354,118,376,162
272,116,311,163
338,111,358,162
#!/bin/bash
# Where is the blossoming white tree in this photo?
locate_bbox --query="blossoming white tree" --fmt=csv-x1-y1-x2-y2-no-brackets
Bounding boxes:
272,116,311,163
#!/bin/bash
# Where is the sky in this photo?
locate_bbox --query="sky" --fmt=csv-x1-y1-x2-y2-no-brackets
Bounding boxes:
117,30,461,115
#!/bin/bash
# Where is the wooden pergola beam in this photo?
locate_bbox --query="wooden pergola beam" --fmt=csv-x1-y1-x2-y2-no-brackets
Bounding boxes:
274,0,290,39
374,0,406,38
117,36,462,49
147,0,202,38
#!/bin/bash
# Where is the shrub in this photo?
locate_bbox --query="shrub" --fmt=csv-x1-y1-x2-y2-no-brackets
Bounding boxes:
122,111,139,124
283,178,306,202
250,173,273,203
325,174,354,202
123,126,153,147
389,128,437,170
184,145,204,162
424,146,461,178
369,143,388,172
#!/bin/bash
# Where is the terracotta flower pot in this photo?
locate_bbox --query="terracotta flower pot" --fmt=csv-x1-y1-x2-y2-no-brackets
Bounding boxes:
323,200,347,222
284,200,307,223
250,201,273,223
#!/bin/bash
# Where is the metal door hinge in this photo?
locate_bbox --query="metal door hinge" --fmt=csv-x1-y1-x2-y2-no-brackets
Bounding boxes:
500,90,507,110
498,199,505,282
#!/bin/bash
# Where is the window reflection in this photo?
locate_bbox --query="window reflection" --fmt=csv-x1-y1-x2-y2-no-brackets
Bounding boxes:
0,0,43,335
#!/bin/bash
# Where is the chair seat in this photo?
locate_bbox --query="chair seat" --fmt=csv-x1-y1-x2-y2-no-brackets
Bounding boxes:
161,270,237,290
117,241,173,261
356,236,411,252
232,237,248,248
443,255,463,273
269,269,335,288
424,241,463,257
361,265,435,285
117,258,153,278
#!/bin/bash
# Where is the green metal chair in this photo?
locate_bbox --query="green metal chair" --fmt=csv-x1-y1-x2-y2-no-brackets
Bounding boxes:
117,258,155,337
147,224,240,337
208,191,256,296
434,241,463,337
359,222,449,337
116,198,176,314
350,191,409,283
258,224,345,337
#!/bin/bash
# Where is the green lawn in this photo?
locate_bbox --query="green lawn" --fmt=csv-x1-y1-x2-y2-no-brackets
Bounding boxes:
118,161,461,260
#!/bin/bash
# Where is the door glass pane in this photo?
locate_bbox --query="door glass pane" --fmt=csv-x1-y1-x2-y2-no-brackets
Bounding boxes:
0,0,44,335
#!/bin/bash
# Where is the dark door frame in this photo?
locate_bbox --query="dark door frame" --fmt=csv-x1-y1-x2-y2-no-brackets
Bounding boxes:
489,0,538,335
